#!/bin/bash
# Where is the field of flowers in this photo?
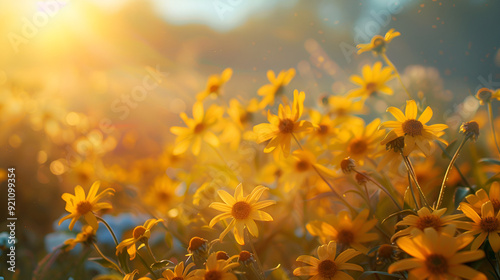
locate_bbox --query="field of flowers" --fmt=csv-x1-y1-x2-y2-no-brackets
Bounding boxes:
1,1,500,280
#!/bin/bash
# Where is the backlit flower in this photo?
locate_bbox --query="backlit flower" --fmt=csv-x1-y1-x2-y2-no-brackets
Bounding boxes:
193,253,239,280
209,184,275,245
380,100,448,156
258,68,296,108
462,182,500,214
293,241,363,280
170,102,224,156
459,201,500,252
116,218,163,260
347,62,394,101
58,181,115,231
357,28,401,55
388,226,486,280
253,90,313,157
160,262,201,280
196,68,232,101
63,225,96,251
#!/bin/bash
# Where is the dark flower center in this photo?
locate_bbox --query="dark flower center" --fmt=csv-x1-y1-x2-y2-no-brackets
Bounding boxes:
415,215,443,231
194,123,205,134
205,270,222,280
425,254,448,275
279,119,294,133
337,229,354,245
317,260,337,278
480,217,499,232
295,160,310,172
232,201,251,219
318,124,329,135
76,201,93,215
402,119,423,137
348,139,368,155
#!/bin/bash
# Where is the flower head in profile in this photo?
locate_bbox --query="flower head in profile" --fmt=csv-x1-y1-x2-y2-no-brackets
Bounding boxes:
293,241,363,280
380,100,448,156
459,201,500,252
391,207,463,242
193,253,239,280
59,181,115,231
160,262,201,280
209,184,275,245
116,218,163,260
357,28,400,55
347,62,394,101
170,102,224,156
196,68,232,101
388,226,486,280
258,68,296,108
476,87,494,105
64,225,96,251
462,182,500,214
253,90,313,157
306,209,378,254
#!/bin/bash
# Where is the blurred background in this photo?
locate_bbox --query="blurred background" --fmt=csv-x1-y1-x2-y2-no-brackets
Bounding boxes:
0,0,499,278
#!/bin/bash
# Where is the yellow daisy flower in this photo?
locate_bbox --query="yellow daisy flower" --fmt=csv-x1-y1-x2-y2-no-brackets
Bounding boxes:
391,207,463,242
462,182,500,214
196,68,233,101
209,184,275,245
293,241,363,280
357,28,401,55
170,102,224,156
160,262,201,280
388,226,486,280
220,98,259,150
253,90,313,157
331,118,385,167
306,209,378,254
258,68,296,108
144,175,180,215
459,201,500,252
193,253,239,280
308,109,339,145
58,181,115,231
380,100,448,156
63,225,96,251
347,62,394,101
116,218,163,260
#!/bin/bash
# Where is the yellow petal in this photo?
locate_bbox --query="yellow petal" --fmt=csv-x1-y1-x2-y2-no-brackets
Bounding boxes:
405,100,417,120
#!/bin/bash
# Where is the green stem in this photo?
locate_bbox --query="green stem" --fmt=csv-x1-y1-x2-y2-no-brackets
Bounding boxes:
145,241,157,263
407,169,420,209
381,53,412,100
92,242,124,275
436,142,472,190
96,216,119,246
137,252,159,280
353,169,402,211
245,229,264,280
488,102,500,156
436,136,469,209
402,155,430,209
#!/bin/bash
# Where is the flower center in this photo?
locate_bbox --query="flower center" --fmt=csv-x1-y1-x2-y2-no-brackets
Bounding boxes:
240,112,252,124
194,123,205,134
372,36,386,53
172,277,184,280
216,251,229,260
318,124,329,135
76,201,93,215
402,119,423,137
188,237,207,252
317,260,337,278
158,191,171,202
295,160,310,172
209,85,220,93
133,226,147,240
480,217,499,232
365,82,378,94
279,118,295,133
377,244,394,259
425,254,448,275
336,229,354,245
239,250,253,262
231,201,252,219
204,270,222,280
348,138,368,155
415,215,443,231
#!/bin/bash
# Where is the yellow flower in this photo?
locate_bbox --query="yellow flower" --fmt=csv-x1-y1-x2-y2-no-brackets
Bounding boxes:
459,201,500,252
388,226,486,280
144,175,180,215
193,253,239,280
306,209,378,254
380,100,448,156
170,102,224,156
253,90,313,157
331,119,385,167
357,28,400,55
58,181,115,231
209,184,275,245
116,218,163,260
196,68,232,101
220,98,259,150
391,207,463,242
160,262,201,280
462,182,500,214
63,225,96,251
308,109,339,145
293,241,363,280
347,62,394,101
258,68,296,108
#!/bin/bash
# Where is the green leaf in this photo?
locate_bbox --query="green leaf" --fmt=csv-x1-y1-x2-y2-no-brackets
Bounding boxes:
151,260,174,271
454,187,470,208
478,158,500,165
359,271,402,279
89,258,122,273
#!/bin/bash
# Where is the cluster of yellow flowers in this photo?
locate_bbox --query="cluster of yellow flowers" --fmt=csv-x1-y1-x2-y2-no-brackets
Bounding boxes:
47,29,500,280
